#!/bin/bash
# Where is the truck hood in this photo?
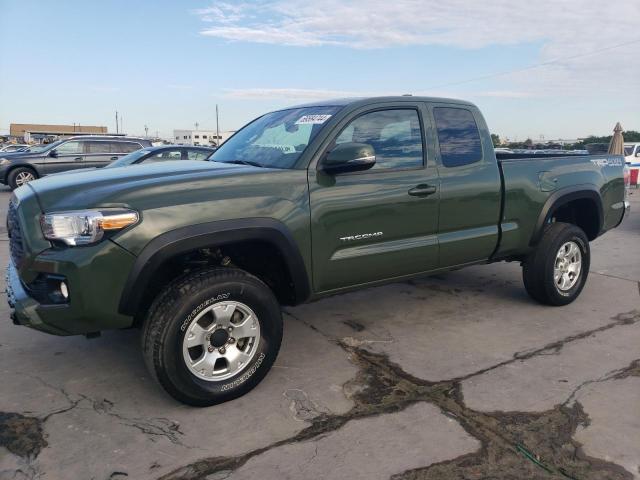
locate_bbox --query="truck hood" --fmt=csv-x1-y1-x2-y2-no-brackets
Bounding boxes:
27,160,266,211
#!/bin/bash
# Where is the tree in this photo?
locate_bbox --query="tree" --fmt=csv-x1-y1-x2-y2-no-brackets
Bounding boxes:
572,130,640,149
490,133,501,147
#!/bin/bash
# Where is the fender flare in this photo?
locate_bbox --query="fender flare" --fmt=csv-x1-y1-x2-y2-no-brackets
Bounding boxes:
117,218,311,316
530,185,603,245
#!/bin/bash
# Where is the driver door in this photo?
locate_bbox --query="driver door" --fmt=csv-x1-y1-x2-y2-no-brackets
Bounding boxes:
309,105,440,293
44,140,85,174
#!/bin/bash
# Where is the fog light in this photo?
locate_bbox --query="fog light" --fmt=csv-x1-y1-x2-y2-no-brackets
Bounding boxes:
60,281,69,300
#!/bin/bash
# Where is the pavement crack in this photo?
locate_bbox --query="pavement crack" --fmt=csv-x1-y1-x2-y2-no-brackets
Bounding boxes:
156,330,635,480
24,374,85,422
591,271,638,283
453,309,640,383
77,394,189,447
562,358,640,407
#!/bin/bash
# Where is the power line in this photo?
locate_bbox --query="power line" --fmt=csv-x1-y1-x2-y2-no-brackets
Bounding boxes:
424,38,640,91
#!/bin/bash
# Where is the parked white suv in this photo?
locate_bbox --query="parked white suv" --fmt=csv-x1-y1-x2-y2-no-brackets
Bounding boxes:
624,143,640,166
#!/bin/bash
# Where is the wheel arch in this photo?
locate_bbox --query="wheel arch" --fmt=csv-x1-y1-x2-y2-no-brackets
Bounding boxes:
5,163,39,184
530,185,603,245
118,218,311,317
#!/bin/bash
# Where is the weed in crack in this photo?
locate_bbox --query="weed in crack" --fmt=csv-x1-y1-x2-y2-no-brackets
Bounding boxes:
0,412,47,459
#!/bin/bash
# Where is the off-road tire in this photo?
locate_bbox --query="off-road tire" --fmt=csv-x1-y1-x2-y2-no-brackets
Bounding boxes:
8,167,38,190
142,267,283,406
523,222,590,306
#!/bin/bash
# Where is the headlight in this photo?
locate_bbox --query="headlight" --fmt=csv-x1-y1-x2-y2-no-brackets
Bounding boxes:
40,209,139,246
0,158,10,165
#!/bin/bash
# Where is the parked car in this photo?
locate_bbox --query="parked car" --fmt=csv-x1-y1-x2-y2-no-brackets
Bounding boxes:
585,143,609,155
6,96,630,406
51,145,217,176
107,145,215,167
624,143,640,166
0,144,30,153
0,135,152,189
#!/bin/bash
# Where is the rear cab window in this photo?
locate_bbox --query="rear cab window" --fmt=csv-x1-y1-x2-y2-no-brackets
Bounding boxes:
433,107,483,167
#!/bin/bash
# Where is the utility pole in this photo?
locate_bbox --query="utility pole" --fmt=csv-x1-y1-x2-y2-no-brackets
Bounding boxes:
115,111,119,134
194,122,199,131
144,125,149,138
215,104,220,146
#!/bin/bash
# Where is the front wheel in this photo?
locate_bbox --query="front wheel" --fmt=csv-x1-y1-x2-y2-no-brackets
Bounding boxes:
523,222,590,306
142,268,283,406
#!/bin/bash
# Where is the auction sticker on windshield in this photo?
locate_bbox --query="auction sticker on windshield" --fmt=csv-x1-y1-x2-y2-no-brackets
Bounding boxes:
296,114,332,125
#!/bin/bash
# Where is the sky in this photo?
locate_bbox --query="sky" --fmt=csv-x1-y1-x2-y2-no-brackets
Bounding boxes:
1,0,639,141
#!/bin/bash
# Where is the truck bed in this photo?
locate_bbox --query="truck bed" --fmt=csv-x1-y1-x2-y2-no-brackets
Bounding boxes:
494,153,626,259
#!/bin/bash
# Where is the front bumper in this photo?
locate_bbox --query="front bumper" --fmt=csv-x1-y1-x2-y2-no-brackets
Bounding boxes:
6,259,70,335
7,240,138,336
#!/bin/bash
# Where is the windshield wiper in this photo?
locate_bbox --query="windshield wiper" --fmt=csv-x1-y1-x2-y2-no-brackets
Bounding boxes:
221,159,264,168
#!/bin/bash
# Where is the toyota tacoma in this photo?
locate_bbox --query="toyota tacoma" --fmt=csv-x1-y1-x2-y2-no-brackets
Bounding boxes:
6,96,630,406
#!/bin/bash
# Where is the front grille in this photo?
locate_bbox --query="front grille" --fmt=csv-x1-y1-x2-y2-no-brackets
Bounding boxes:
7,199,25,266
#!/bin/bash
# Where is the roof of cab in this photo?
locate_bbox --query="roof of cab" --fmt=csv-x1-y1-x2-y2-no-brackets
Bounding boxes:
289,95,474,109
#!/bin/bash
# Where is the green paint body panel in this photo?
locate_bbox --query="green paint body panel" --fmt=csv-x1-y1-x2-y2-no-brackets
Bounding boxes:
7,96,628,336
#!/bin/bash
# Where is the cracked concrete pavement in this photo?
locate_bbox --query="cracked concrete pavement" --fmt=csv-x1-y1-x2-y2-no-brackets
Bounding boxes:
0,189,638,480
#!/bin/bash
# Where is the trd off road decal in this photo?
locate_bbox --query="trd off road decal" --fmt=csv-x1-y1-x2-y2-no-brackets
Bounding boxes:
590,157,624,167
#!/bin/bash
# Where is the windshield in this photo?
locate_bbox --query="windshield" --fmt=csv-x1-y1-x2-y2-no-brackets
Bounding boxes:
107,148,153,167
25,143,57,153
210,106,341,168
624,145,636,156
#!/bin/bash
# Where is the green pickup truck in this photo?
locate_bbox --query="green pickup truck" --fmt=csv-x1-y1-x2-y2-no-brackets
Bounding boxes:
6,96,630,405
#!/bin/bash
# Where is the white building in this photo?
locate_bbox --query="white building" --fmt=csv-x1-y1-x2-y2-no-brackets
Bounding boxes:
172,129,236,147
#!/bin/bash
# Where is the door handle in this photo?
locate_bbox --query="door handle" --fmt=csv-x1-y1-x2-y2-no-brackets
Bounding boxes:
408,184,437,197
73,157,83,162
110,157,118,161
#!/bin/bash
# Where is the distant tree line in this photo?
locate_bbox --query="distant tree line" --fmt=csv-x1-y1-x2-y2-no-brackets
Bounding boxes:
491,131,640,150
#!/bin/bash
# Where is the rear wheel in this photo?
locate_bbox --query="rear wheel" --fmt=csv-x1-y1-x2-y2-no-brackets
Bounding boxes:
523,222,590,306
142,267,283,406
8,167,38,190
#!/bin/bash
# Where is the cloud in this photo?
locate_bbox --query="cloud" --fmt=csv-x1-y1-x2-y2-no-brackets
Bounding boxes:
196,0,640,99
196,1,639,50
473,91,534,99
224,87,367,99
195,0,640,105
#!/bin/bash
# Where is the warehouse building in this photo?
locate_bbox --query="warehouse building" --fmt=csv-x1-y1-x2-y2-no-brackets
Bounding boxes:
173,129,235,147
10,123,109,143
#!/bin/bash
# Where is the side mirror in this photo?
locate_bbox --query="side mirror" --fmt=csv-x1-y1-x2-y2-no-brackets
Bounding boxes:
322,142,376,175
635,152,640,158
49,150,58,158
